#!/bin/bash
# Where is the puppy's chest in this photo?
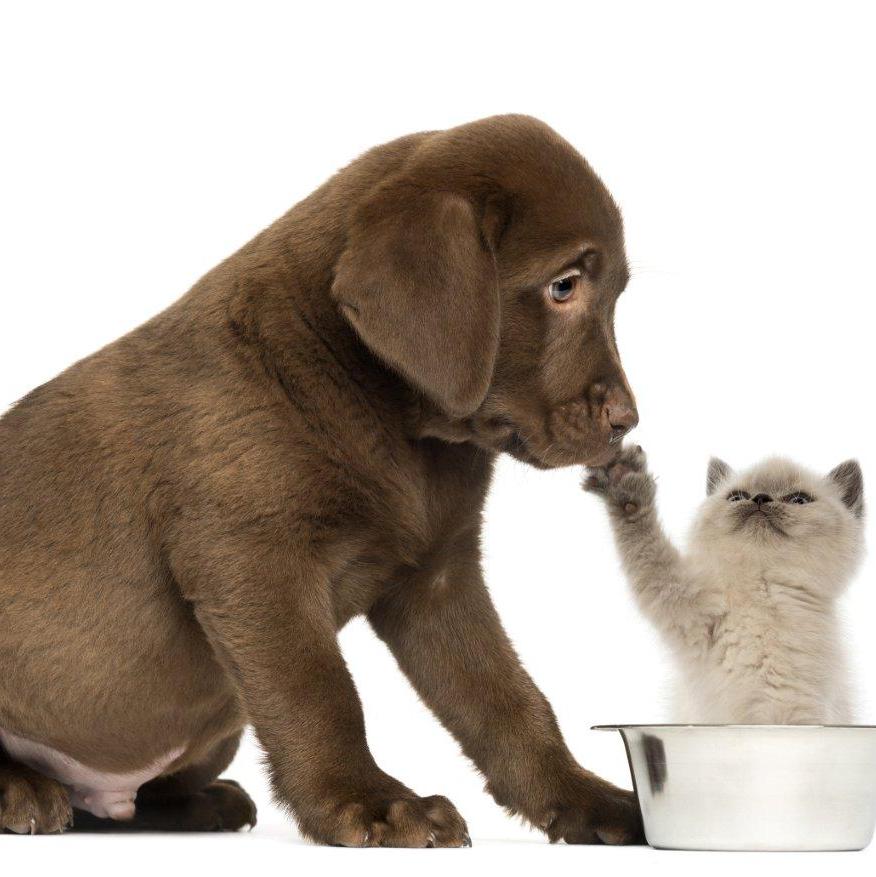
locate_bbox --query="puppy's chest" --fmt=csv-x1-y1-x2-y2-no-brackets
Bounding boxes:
331,444,493,625
329,515,461,628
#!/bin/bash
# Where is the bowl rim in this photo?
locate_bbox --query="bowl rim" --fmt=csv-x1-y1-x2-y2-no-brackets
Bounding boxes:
592,723,876,730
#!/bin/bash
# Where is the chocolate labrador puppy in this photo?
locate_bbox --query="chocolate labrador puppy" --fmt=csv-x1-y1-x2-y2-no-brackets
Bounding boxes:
0,115,640,845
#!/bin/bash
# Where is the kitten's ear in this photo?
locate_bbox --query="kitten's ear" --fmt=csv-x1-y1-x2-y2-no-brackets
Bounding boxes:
828,460,864,518
707,457,733,495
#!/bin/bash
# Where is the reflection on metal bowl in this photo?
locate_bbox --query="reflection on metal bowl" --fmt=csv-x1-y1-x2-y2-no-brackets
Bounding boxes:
594,724,876,851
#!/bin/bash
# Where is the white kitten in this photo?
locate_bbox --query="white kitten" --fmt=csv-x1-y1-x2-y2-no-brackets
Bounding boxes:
584,448,865,724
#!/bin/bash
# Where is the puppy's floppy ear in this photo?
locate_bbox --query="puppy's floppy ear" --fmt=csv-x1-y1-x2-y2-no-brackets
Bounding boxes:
332,182,500,418
707,457,733,495
828,459,864,518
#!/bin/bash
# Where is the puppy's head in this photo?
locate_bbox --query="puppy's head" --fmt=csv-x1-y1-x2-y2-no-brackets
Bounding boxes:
332,115,636,469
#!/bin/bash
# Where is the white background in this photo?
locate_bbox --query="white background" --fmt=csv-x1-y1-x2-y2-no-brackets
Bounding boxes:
2,1,875,874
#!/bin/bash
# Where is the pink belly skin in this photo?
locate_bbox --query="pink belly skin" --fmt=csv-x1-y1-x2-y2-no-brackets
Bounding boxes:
0,727,185,820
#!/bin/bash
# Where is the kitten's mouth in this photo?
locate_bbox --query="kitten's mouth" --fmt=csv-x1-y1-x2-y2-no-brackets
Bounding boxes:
738,508,788,537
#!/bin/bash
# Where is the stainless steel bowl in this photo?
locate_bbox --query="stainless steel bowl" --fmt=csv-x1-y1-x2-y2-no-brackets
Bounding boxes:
594,724,876,851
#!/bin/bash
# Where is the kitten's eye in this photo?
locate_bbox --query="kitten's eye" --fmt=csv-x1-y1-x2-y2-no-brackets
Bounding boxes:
727,490,750,502
547,269,581,303
783,491,814,505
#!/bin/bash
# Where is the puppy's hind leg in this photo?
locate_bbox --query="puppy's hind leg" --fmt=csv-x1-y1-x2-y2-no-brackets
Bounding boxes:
70,732,257,833
0,749,73,834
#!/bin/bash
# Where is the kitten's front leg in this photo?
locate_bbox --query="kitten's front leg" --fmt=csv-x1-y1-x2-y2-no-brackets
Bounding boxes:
583,446,705,649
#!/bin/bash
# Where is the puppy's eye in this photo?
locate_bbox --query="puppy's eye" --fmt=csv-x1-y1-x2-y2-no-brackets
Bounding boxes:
547,270,581,303
727,490,750,502
783,491,814,505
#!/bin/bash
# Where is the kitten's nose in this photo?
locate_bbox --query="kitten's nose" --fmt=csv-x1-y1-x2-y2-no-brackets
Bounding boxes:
752,493,773,506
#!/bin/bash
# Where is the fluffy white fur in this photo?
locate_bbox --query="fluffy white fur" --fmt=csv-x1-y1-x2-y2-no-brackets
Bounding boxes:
584,448,865,725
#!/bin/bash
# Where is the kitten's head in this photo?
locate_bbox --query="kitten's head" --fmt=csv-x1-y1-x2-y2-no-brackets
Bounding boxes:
691,456,865,588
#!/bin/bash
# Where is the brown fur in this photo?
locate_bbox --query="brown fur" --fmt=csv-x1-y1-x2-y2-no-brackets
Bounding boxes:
0,115,640,845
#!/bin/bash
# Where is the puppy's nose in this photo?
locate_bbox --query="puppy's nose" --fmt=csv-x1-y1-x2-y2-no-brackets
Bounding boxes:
752,493,773,506
604,396,639,442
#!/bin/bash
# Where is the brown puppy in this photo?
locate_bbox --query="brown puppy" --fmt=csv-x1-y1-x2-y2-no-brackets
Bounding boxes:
0,115,639,845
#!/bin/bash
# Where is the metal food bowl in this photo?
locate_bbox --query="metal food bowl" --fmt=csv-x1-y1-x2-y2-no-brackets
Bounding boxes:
594,724,876,851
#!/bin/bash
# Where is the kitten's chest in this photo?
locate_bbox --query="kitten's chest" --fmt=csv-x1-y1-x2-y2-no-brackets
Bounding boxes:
709,575,821,664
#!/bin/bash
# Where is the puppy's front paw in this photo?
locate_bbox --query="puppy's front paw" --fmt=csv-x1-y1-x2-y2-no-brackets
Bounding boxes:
541,773,644,845
0,765,72,834
301,788,470,848
583,445,655,519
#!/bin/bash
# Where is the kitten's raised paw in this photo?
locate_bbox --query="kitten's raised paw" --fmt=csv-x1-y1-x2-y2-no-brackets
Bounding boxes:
584,445,647,488
584,445,647,489
609,444,648,479
584,446,655,519
610,471,657,519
